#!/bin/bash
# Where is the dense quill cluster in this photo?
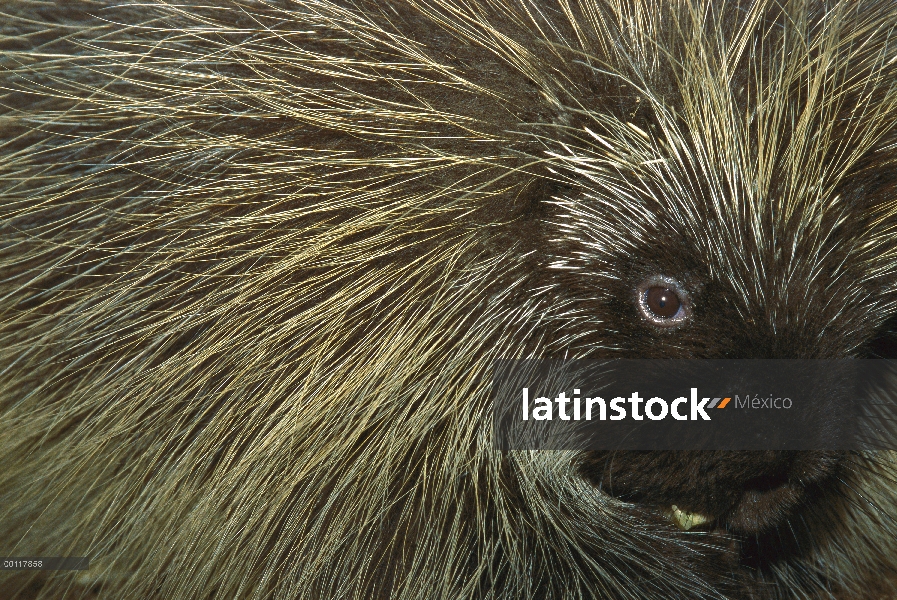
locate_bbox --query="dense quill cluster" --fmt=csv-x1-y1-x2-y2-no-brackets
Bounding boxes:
2,1,897,598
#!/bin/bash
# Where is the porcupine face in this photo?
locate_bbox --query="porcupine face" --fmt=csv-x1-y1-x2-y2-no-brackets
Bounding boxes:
2,1,897,599
527,2,897,550
545,84,897,537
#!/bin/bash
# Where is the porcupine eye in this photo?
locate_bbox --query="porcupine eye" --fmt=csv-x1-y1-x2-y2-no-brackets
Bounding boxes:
637,277,690,327
645,287,680,318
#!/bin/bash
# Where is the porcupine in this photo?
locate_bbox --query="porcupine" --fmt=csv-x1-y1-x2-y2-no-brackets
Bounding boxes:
2,0,897,598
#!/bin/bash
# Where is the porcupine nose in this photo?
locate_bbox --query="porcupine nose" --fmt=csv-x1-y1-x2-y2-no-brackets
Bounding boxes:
720,450,840,534
579,335,851,534
690,315,860,532
707,349,848,532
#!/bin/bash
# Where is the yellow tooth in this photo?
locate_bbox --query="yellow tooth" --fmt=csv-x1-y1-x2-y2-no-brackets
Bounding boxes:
667,505,710,531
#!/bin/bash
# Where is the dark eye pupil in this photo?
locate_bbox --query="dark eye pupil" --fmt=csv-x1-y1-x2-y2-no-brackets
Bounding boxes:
646,286,680,318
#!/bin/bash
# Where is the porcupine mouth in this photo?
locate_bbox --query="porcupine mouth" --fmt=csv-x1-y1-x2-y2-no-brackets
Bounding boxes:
662,473,805,534
653,325,897,537
581,450,842,539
